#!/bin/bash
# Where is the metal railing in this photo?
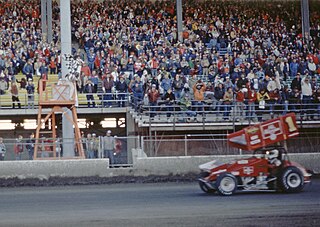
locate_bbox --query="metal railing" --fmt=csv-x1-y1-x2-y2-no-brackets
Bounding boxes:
0,92,131,109
142,134,320,157
0,136,140,165
0,133,318,163
138,101,320,125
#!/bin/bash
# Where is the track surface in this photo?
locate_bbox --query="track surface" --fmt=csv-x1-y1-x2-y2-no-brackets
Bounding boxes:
0,180,319,227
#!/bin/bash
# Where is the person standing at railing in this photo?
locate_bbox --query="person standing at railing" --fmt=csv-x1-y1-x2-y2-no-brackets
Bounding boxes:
245,86,257,121
0,137,6,161
222,87,233,120
147,84,160,119
22,59,34,81
256,88,270,121
172,74,185,100
26,79,35,109
301,75,313,120
85,133,95,159
193,80,206,116
9,82,21,109
26,133,35,160
214,82,225,117
115,74,128,107
91,133,99,158
160,73,172,98
288,87,301,113
0,77,7,95
14,135,24,160
102,73,114,108
84,79,96,108
281,85,290,115
163,88,175,121
131,75,144,112
179,93,197,122
234,87,245,121
103,130,115,165
39,61,49,79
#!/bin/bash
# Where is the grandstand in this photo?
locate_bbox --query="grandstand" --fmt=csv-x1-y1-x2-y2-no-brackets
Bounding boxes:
0,0,319,161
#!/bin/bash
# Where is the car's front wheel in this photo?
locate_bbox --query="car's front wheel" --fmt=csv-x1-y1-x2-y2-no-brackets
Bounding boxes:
215,173,237,196
278,166,304,193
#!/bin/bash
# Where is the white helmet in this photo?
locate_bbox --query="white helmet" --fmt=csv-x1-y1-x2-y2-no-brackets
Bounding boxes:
268,149,279,159
267,149,281,166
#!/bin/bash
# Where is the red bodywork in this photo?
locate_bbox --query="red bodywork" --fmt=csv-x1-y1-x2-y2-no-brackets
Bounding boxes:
199,113,312,194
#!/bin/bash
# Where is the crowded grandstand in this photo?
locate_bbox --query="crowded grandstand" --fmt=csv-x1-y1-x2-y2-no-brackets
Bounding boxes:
0,0,319,122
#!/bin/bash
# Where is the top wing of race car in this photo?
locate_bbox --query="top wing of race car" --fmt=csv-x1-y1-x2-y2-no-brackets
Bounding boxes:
227,113,299,151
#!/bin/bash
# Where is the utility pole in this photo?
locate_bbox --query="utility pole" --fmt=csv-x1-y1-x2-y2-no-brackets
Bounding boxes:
41,0,47,42
60,0,75,157
176,0,183,43
301,0,310,47
41,0,53,44
47,0,53,44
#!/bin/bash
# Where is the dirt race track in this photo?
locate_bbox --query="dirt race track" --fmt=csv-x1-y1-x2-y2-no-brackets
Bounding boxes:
0,179,319,227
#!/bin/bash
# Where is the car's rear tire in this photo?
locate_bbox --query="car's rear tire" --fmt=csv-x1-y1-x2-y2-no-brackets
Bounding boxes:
278,166,304,193
215,173,237,196
198,172,215,193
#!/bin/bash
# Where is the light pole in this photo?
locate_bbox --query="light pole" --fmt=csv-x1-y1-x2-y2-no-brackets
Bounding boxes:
176,0,183,43
301,0,310,47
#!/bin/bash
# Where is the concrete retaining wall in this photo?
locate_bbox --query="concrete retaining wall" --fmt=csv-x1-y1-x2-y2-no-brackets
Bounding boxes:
0,153,318,180
0,159,111,180
134,153,320,176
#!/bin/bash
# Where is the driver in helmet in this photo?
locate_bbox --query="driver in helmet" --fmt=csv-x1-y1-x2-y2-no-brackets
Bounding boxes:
266,149,281,166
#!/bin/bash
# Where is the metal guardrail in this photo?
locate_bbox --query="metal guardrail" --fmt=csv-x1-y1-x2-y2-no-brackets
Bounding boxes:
0,134,318,163
0,92,131,109
0,136,140,165
139,102,320,124
141,134,320,157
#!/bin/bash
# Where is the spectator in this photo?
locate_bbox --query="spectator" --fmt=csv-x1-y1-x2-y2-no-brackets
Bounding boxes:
49,56,57,74
193,79,206,114
131,75,144,111
26,133,35,160
115,74,128,107
163,88,175,121
91,133,99,158
14,135,24,160
172,74,185,100
16,77,27,89
256,88,270,121
291,73,302,91
0,78,7,95
26,79,35,109
214,83,225,116
22,59,34,81
147,84,160,118
289,87,301,113
301,76,313,119
85,133,95,159
269,88,281,116
234,87,245,121
9,82,21,109
160,73,172,97
102,74,114,108
281,85,290,115
39,61,49,78
179,93,197,122
84,79,96,108
0,137,6,161
223,87,234,120
245,86,257,121
103,130,115,165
